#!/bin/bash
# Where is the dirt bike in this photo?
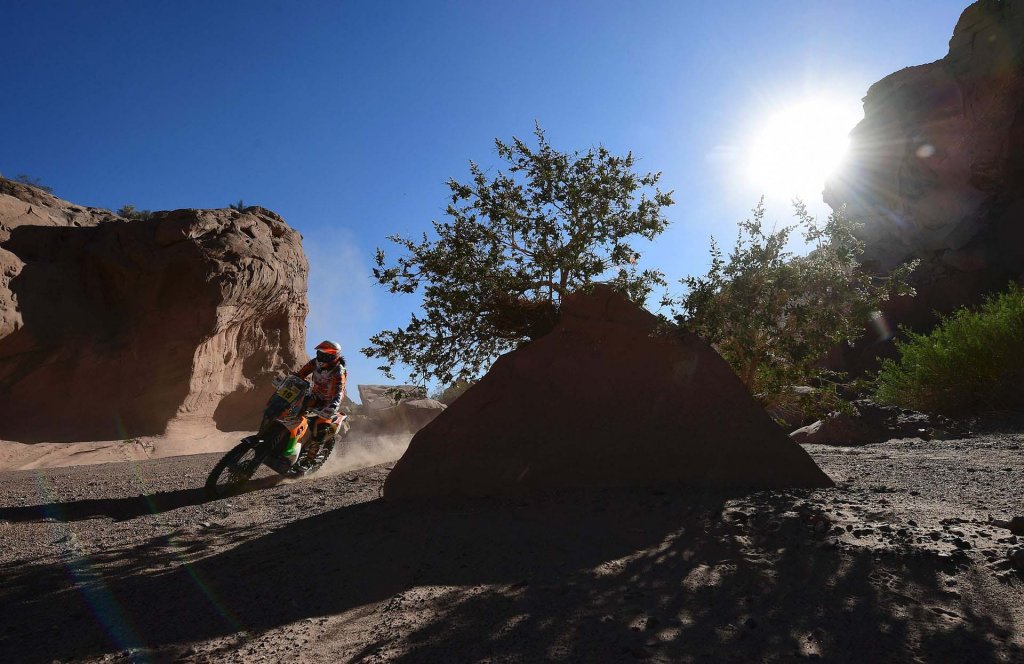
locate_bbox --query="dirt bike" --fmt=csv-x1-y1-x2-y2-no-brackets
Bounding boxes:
205,374,348,499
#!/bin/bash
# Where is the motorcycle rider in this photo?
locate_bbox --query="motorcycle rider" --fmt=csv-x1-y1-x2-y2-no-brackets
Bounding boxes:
288,340,347,466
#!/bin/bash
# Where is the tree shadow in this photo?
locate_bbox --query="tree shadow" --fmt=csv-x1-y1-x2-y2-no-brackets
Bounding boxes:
0,488,1018,663
0,476,282,523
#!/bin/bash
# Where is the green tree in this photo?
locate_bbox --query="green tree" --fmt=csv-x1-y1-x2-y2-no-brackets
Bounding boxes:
365,125,674,384
671,200,917,411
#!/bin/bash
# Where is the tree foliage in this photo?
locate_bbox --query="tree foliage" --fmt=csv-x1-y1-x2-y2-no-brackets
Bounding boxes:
671,200,917,412
364,126,674,384
11,173,53,194
875,283,1024,415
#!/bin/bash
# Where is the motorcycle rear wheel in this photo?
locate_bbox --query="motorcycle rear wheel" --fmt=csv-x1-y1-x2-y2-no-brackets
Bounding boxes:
205,441,261,500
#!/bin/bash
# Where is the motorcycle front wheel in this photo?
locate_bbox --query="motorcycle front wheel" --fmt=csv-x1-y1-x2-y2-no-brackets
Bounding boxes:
205,440,261,500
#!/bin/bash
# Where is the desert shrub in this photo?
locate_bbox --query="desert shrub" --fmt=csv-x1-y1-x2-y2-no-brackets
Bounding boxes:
229,199,247,211
670,200,916,420
875,283,1024,415
12,173,54,194
117,204,154,220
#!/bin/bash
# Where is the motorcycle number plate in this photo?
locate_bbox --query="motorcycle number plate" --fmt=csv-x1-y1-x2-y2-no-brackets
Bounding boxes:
276,385,301,402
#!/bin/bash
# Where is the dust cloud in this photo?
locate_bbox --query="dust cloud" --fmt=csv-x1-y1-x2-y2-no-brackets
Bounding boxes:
319,433,413,476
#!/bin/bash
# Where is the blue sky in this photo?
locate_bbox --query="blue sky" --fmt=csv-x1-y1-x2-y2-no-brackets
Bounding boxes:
1,1,969,393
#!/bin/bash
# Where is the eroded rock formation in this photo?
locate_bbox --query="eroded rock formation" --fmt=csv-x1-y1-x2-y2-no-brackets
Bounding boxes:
353,384,446,435
0,178,307,441
383,286,833,500
825,0,1024,366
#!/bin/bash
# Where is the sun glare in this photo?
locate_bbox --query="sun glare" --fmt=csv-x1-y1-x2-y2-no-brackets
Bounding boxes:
746,99,861,200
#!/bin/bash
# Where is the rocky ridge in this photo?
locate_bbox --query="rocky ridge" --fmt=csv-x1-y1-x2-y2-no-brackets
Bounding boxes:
0,178,308,442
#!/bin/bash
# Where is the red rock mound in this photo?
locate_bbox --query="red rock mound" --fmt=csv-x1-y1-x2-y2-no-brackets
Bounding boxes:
0,178,307,441
383,286,833,500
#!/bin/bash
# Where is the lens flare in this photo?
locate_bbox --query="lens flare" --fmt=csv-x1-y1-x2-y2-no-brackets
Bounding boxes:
870,310,893,342
34,471,145,652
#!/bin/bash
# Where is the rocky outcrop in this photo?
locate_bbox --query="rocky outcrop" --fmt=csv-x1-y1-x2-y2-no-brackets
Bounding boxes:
353,384,446,435
0,178,307,441
824,0,1024,367
383,286,833,500
789,400,962,446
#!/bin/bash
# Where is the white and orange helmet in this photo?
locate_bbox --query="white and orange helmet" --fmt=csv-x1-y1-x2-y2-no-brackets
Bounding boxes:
314,340,342,368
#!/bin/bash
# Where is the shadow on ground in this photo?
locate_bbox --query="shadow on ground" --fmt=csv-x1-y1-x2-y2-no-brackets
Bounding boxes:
0,487,1018,662
0,477,283,523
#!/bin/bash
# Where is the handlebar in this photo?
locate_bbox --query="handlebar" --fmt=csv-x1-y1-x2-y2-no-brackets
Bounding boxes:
305,408,345,420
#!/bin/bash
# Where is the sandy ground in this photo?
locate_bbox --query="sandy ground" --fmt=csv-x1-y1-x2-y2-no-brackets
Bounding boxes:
0,422,245,470
0,428,1021,663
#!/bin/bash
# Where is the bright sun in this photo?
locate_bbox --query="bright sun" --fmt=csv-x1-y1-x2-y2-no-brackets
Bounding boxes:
746,98,862,200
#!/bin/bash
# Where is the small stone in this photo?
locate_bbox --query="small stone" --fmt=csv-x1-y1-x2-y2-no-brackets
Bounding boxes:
1009,548,1024,571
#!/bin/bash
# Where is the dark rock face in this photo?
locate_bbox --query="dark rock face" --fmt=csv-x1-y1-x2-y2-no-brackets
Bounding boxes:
383,286,833,500
0,179,307,441
824,0,1024,369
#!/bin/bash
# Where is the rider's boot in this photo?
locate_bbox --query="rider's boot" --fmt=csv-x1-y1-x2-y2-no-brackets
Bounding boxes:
280,436,301,467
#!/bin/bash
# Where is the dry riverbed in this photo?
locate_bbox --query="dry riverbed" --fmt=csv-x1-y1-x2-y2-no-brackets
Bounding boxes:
0,429,1021,663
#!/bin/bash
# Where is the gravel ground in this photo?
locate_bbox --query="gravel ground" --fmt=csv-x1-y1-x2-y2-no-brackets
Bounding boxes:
0,429,1021,663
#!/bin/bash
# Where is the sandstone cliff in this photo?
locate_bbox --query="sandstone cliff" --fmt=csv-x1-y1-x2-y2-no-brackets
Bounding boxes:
825,0,1024,360
0,178,307,441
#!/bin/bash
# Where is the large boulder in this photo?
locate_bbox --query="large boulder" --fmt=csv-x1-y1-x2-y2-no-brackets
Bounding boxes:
824,0,1024,369
383,286,833,500
354,384,446,434
0,178,307,441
